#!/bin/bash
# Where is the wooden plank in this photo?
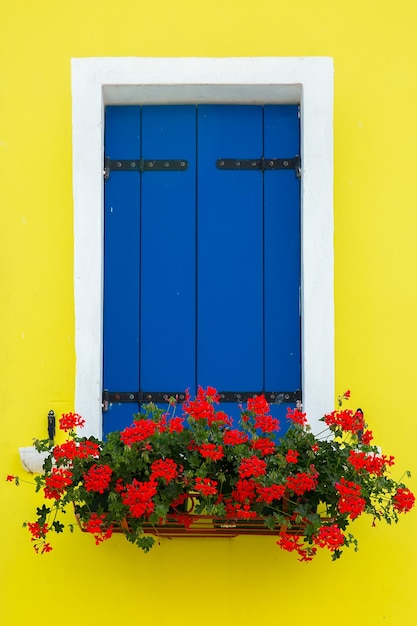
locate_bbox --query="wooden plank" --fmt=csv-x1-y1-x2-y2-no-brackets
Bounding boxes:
140,105,197,394
264,105,301,394
197,105,264,393
103,106,141,433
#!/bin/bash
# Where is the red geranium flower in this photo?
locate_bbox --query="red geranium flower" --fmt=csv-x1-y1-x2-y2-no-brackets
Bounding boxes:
59,412,85,432
238,456,267,478
313,524,345,551
393,487,415,513
150,458,178,483
44,467,73,500
120,419,158,446
335,478,366,519
83,464,113,493
194,477,218,496
286,407,307,426
223,429,249,446
286,449,300,464
199,443,224,461
250,437,276,456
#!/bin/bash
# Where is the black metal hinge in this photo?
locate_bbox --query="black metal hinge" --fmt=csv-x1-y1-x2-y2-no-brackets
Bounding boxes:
102,389,301,411
104,157,188,180
102,391,188,411
217,391,301,404
216,156,301,179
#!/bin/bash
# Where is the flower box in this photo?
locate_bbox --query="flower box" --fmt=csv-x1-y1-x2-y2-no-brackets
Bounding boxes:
77,512,311,538
9,387,415,560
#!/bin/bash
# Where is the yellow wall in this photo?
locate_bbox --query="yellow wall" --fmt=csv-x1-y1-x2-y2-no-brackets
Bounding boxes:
1,1,417,624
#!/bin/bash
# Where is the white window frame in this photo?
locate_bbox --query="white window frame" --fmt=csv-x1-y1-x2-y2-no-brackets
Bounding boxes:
71,57,334,438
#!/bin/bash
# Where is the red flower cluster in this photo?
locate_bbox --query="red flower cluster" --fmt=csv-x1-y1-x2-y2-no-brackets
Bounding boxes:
173,513,196,528
150,458,178,483
83,464,113,493
226,478,286,516
232,478,257,503
286,407,307,426
44,468,73,500
238,456,267,478
324,409,365,433
336,478,366,519
223,429,249,446
254,413,280,433
27,521,49,539
246,394,269,414
286,470,318,496
313,524,345,551
53,439,100,461
199,443,224,461
194,477,218,496
204,386,219,402
120,419,158,446
59,412,85,432
183,386,219,422
277,532,317,562
361,430,373,444
207,410,231,427
348,450,395,476
277,532,303,552
286,449,300,464
256,484,286,504
168,417,185,433
250,437,276,456
393,487,415,513
234,505,258,519
122,479,157,517
85,513,113,545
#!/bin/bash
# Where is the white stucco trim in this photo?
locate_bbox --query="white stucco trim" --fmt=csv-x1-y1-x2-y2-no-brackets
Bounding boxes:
71,57,334,438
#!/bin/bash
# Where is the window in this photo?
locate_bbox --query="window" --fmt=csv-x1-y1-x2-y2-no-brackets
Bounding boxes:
71,57,334,437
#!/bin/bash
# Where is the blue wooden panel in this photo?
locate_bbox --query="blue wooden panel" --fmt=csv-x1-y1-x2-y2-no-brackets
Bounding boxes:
103,106,141,434
140,106,197,394
197,105,264,391
103,104,301,436
264,105,301,392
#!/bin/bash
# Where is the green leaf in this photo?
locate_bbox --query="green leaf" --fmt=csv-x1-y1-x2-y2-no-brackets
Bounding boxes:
36,505,51,522
52,521,65,534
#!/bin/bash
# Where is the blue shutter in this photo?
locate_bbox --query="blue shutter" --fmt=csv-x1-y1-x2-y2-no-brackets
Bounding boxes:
103,105,300,435
103,106,141,433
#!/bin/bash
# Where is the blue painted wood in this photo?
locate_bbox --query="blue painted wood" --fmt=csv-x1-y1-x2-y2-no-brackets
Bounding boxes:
103,107,141,432
197,105,264,392
140,106,197,395
264,105,301,392
103,105,300,436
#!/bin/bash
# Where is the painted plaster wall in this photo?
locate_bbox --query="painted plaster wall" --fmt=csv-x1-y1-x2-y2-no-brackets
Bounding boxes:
1,1,416,625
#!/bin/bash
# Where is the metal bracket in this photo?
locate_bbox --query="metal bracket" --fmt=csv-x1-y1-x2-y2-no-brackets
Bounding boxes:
104,157,188,179
102,389,301,411
102,390,187,411
217,391,302,404
47,410,56,441
216,156,301,179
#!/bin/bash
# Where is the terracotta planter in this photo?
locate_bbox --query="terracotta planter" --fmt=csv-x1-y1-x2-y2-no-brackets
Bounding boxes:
76,510,313,539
